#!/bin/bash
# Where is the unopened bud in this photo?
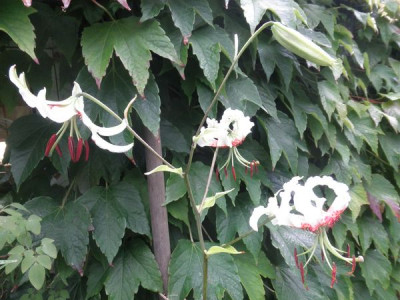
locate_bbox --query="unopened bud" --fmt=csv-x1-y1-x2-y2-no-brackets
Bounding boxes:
271,22,343,79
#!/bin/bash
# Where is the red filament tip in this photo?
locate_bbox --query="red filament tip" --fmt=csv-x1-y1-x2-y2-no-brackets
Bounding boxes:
231,166,236,181
330,263,337,288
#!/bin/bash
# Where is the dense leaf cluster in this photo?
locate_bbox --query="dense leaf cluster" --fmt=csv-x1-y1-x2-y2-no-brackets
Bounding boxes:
0,0,399,299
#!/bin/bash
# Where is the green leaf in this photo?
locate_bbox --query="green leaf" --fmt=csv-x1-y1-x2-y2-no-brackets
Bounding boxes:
90,189,127,264
166,173,187,204
7,115,56,189
104,239,163,300
0,0,37,61
267,223,315,267
110,182,151,237
360,250,392,295
86,260,109,300
41,202,90,273
348,184,369,222
81,17,179,95
26,214,41,235
216,197,263,261
379,133,400,170
168,240,243,300
198,188,235,212
239,0,267,33
220,75,263,117
41,238,57,259
258,112,307,173
167,0,213,38
358,216,389,256
317,80,342,120
262,0,307,27
234,252,275,300
206,245,243,256
21,252,35,273
140,0,165,22
28,263,45,290
37,254,52,270
366,174,400,219
145,165,184,177
190,25,234,89
258,41,295,90
78,183,150,263
273,265,326,300
167,198,190,226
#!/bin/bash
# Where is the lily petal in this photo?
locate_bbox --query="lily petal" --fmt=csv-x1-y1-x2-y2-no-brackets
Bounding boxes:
91,131,133,153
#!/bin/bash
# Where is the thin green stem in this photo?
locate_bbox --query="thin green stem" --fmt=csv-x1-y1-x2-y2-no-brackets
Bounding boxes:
199,148,219,212
91,0,116,21
61,178,75,208
223,217,271,247
203,254,208,300
77,92,175,169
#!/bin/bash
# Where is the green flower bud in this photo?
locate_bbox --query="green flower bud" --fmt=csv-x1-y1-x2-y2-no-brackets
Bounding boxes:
271,22,343,79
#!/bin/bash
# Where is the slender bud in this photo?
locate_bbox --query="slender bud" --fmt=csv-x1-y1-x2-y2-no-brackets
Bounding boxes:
45,134,57,157
76,138,83,162
271,22,337,67
330,263,337,288
84,140,90,161
68,137,75,162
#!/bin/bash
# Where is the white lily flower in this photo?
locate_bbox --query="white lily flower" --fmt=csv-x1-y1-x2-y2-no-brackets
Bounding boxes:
9,65,133,160
194,108,258,181
249,176,363,288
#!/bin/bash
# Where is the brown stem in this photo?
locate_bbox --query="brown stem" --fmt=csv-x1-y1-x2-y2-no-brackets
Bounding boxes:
144,128,171,295
350,95,383,104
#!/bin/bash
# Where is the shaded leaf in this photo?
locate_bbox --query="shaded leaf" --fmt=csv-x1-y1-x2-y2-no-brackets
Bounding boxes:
82,17,179,95
0,0,37,61
105,239,163,300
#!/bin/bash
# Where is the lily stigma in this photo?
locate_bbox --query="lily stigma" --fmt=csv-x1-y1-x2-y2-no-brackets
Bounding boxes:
249,176,364,288
193,108,259,180
9,65,133,161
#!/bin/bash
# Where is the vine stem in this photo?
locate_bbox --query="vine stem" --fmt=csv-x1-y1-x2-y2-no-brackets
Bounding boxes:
182,22,274,300
198,148,219,212
77,92,175,170
90,0,115,21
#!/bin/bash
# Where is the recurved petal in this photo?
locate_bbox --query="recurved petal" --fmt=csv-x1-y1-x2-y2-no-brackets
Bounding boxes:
91,131,133,153
249,206,269,231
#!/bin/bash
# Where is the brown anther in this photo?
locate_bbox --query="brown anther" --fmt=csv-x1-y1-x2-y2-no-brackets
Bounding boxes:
231,166,236,181
347,255,356,275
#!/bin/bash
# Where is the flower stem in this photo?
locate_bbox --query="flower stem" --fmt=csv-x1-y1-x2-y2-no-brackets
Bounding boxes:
182,22,273,300
90,0,116,21
199,148,219,212
77,92,175,170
